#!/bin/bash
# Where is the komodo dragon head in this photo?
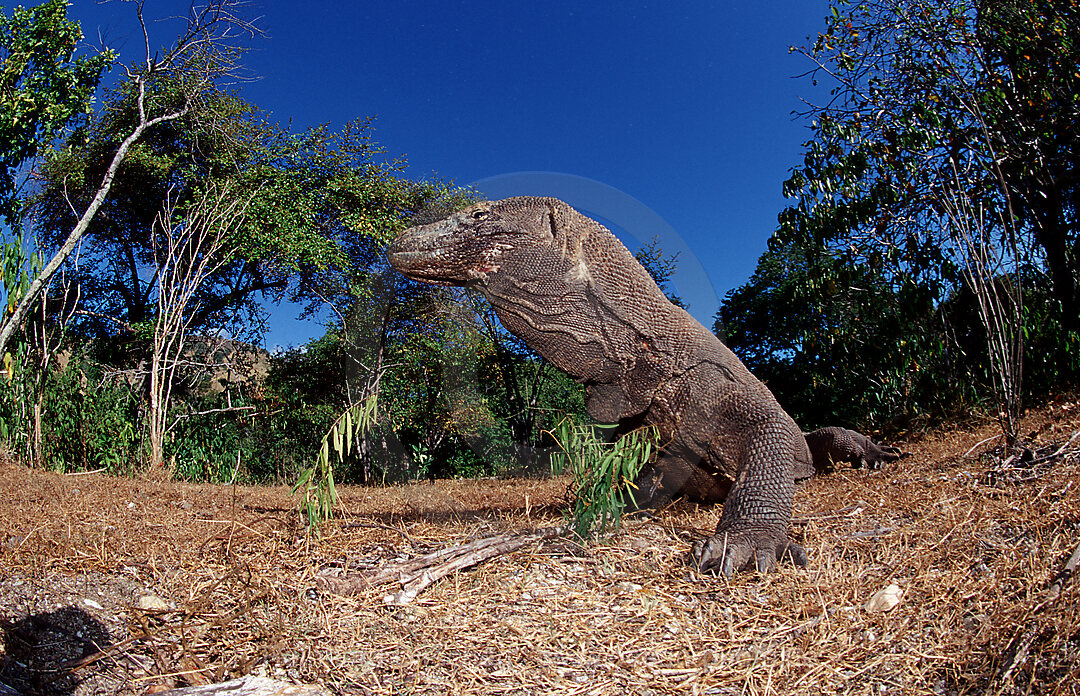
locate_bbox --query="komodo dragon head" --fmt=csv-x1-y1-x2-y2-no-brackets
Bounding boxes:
388,196,669,304
387,198,557,286
387,196,683,423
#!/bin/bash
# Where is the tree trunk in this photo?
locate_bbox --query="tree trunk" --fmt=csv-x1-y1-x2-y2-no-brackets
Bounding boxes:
1030,187,1079,332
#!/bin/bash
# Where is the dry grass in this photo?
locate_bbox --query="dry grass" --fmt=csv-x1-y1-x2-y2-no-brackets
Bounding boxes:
1,398,1079,695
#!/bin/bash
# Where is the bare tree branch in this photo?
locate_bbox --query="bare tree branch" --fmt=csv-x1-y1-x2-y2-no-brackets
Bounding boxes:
0,0,261,360
147,180,250,467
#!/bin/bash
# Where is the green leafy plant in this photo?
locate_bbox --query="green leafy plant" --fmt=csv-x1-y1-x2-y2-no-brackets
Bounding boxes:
1,236,41,381
408,441,433,481
37,360,141,474
549,420,658,539
762,0,1080,430
0,0,113,227
294,392,379,533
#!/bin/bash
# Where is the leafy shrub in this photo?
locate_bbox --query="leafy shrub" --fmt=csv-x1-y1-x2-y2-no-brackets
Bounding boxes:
40,360,141,474
550,421,658,539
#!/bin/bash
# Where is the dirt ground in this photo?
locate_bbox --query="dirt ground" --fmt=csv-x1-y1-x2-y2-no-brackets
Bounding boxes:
1,399,1078,696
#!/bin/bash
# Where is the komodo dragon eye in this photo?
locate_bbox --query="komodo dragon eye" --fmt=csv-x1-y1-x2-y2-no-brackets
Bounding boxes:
471,210,489,220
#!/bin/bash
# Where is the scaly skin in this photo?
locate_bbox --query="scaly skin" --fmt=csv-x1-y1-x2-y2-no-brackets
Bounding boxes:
804,426,902,473
388,197,815,576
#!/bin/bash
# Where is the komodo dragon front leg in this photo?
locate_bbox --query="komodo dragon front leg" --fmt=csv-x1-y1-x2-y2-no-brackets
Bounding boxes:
683,390,810,575
634,366,811,576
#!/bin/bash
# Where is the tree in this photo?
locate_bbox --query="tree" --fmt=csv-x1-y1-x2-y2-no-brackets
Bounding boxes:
773,0,1080,435
147,181,250,468
976,0,1080,329
716,235,955,428
1,0,111,389
0,0,258,361
0,0,111,228
297,184,483,482
34,94,397,349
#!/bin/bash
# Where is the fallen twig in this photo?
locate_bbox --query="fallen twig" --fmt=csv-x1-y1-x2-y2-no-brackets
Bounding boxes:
1039,428,1080,465
161,676,329,695
964,432,1005,459
316,526,566,604
1044,540,1080,605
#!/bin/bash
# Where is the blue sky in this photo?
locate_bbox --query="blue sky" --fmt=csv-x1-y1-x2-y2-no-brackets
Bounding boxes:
62,1,829,348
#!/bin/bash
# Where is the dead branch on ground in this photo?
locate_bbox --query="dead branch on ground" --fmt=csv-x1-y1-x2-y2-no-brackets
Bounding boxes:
316,526,565,604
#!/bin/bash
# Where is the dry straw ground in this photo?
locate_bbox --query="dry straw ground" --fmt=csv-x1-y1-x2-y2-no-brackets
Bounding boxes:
1,398,1078,696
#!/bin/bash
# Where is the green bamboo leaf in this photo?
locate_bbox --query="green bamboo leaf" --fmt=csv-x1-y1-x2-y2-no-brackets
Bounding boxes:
296,392,380,535
291,467,313,493
343,409,353,457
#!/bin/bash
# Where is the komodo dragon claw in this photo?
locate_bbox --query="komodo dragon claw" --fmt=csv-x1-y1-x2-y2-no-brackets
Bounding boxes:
691,526,809,577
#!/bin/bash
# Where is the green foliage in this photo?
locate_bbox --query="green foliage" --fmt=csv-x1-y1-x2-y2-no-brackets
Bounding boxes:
785,0,1080,307
719,232,1078,429
1,233,40,377
550,421,658,539
168,397,254,483
725,0,1080,428
717,236,968,428
1021,289,1080,395
2,0,604,491
0,356,142,473
0,0,112,226
33,84,430,344
0,339,27,445
42,365,140,474
294,392,378,534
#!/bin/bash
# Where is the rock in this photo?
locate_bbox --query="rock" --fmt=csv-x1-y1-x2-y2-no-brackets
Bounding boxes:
137,595,171,611
865,583,903,613
383,588,417,605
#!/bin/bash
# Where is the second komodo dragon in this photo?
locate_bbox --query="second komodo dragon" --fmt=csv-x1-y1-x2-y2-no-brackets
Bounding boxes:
387,197,885,576
804,427,902,473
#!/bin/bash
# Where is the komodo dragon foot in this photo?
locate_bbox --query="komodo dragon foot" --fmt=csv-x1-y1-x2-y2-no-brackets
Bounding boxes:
691,523,808,577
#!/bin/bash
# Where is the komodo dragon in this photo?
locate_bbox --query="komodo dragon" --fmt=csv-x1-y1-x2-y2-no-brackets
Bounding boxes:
804,427,902,473
388,196,818,576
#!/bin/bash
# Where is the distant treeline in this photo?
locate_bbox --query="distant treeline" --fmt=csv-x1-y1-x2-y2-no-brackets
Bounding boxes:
2,0,1078,482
